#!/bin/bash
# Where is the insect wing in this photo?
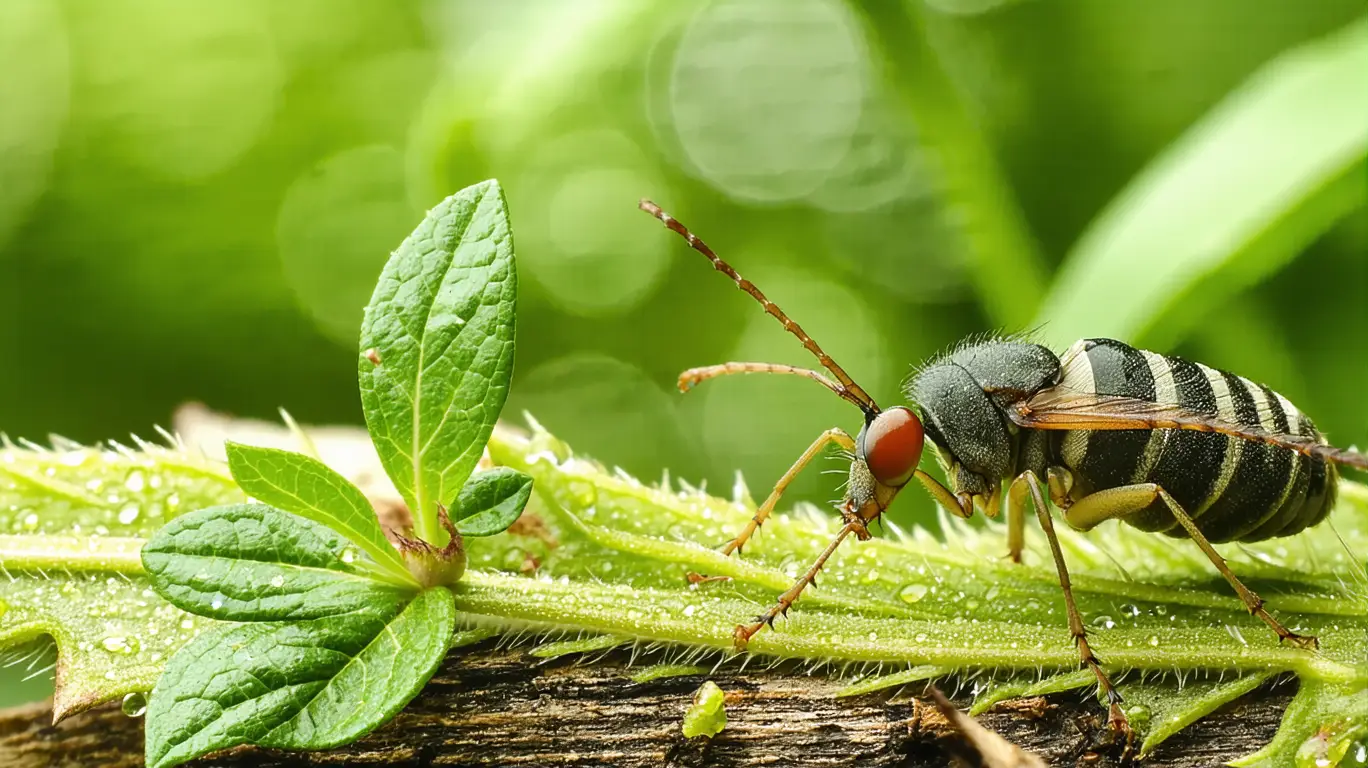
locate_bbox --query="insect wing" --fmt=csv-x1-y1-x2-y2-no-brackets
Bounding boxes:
1008,389,1368,471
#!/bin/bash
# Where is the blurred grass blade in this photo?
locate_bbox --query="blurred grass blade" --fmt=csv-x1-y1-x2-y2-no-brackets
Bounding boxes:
1036,16,1368,349
849,0,1047,329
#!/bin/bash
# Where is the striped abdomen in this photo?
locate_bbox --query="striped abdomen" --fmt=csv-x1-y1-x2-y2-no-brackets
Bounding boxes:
1052,338,1337,543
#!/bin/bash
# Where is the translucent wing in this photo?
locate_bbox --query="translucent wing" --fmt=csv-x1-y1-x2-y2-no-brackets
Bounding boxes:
1008,389,1368,471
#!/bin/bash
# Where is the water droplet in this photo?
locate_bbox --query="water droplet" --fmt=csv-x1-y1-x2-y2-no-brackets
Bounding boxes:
1092,615,1116,630
341,548,357,564
101,636,137,655
899,584,928,603
118,503,141,525
1154,605,1168,616
1146,635,1160,647
269,575,285,588
1120,603,1141,617
22,513,39,531
210,598,224,611
121,692,148,718
914,632,928,643
124,471,146,493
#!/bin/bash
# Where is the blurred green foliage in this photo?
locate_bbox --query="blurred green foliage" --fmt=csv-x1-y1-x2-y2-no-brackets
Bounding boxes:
2,0,1366,534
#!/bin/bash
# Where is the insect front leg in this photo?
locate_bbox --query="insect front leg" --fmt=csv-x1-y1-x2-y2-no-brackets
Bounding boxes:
733,519,863,649
721,427,857,556
1007,470,1130,738
1061,483,1318,650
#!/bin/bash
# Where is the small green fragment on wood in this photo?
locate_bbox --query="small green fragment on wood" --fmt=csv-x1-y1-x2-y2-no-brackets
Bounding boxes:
682,681,727,739
630,664,708,684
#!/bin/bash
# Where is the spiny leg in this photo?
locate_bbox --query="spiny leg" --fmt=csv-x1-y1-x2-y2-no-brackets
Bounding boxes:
1065,484,1318,650
1007,471,1130,736
722,427,856,556
734,519,861,648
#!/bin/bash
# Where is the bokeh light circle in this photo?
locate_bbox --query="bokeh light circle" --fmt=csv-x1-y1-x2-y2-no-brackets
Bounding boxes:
513,352,692,481
521,165,672,317
667,0,868,203
77,0,280,181
276,145,416,345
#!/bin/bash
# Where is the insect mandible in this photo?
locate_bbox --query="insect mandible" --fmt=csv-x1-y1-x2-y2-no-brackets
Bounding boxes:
639,199,1368,735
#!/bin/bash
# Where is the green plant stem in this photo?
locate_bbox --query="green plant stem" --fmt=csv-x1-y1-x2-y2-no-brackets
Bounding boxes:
848,0,1047,329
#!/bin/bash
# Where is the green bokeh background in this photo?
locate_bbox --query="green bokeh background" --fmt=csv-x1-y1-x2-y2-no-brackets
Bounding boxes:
1,0,1366,706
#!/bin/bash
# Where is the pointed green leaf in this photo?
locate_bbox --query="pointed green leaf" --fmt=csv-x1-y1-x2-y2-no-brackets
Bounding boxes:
452,467,531,537
1114,672,1274,757
144,586,456,768
224,442,414,585
358,179,517,544
141,503,412,621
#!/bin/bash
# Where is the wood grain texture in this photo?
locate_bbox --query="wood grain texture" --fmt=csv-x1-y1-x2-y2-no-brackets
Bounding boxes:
0,642,1291,768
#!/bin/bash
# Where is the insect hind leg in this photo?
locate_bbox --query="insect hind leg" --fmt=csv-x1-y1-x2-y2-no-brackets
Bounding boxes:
1008,471,1130,737
1061,482,1317,650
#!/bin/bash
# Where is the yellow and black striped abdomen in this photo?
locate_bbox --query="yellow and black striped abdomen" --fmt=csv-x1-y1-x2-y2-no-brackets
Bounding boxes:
1052,339,1337,543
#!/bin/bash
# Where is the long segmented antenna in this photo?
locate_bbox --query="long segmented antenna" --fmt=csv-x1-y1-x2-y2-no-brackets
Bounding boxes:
639,200,879,415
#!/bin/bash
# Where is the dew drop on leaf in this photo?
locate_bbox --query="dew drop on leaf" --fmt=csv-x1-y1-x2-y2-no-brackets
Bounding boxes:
117,503,140,525
1146,635,1160,647
101,636,137,654
121,691,148,718
22,512,38,531
269,575,285,588
898,583,928,603
1120,603,1141,617
124,471,146,493
1092,615,1116,630
341,547,358,564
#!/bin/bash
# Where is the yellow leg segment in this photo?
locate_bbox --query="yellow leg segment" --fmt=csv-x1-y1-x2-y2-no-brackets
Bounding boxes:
722,428,856,556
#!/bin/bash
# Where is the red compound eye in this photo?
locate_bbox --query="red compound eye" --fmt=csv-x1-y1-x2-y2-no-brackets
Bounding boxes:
861,406,925,488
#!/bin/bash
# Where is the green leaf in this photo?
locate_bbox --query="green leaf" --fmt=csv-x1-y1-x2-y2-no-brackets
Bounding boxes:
224,441,414,586
141,503,412,622
1035,17,1368,349
1115,672,1274,757
681,680,727,738
451,467,532,537
0,438,241,720
144,585,456,768
358,179,517,545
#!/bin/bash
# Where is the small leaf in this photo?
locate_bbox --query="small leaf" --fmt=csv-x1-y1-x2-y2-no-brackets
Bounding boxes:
1035,17,1368,349
145,586,456,768
1114,672,1274,757
358,179,517,544
142,503,411,621
224,441,414,585
452,467,532,537
682,681,727,739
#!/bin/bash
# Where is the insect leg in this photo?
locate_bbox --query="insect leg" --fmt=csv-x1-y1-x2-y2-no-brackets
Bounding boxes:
733,519,862,649
1007,471,1130,737
913,470,974,518
1061,484,1318,650
1153,488,1319,650
1006,483,1026,563
722,427,856,556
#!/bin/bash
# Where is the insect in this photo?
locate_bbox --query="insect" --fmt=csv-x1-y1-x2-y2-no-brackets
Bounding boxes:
639,199,1368,735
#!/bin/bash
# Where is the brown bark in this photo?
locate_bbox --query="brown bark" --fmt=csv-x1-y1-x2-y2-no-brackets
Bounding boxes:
0,642,1290,768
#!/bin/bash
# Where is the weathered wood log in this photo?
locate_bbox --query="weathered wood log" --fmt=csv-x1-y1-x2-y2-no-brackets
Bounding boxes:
0,641,1290,768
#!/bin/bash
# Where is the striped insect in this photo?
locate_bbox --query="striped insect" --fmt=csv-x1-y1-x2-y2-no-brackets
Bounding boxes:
639,200,1367,736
